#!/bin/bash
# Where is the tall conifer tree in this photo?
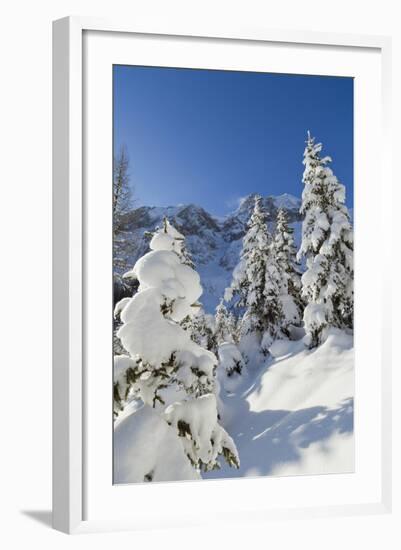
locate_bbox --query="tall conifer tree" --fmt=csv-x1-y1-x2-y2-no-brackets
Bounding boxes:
226,195,283,353
298,132,353,347
273,208,303,334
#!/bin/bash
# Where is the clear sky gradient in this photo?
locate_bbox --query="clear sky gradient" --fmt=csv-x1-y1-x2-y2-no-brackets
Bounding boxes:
113,65,353,216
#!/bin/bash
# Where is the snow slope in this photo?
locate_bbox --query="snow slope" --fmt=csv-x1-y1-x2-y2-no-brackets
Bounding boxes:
114,329,353,483
206,329,354,479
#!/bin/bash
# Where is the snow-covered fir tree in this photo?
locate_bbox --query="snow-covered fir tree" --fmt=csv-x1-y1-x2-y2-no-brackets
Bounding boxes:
226,195,284,355
229,312,240,344
178,233,195,269
151,220,216,353
297,132,353,347
145,218,217,353
113,146,137,303
217,343,244,378
181,308,217,353
214,300,244,378
214,300,235,345
152,216,195,268
273,208,303,334
113,220,239,474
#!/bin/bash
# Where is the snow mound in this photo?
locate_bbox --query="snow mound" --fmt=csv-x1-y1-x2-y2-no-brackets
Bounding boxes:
268,338,296,359
249,329,353,412
114,405,200,484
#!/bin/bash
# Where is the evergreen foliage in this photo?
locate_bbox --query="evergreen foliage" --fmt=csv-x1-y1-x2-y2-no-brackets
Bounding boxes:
273,208,303,334
113,219,239,472
113,146,135,274
297,132,353,347
214,300,236,345
182,310,217,353
226,195,284,353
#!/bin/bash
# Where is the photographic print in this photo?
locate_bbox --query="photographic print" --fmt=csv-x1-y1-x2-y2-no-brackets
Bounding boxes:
112,66,354,484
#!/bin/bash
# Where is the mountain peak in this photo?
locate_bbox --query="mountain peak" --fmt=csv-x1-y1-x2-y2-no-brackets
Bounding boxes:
232,193,300,216
116,194,303,312
272,193,301,210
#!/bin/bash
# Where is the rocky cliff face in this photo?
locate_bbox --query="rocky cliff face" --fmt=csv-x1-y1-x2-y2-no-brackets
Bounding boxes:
117,193,302,312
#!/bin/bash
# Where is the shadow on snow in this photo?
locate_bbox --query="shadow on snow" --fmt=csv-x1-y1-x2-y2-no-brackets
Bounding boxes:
205,379,353,479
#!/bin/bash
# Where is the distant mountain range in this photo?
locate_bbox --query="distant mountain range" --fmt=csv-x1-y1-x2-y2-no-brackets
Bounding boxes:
118,193,303,312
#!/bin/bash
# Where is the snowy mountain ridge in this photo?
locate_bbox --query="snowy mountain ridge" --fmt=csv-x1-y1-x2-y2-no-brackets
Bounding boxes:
119,193,303,312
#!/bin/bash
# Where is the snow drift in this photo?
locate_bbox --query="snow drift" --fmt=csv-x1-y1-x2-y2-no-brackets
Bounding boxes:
114,405,199,483
207,328,354,479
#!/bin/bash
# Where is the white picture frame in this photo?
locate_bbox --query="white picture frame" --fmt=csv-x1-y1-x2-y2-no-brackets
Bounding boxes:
52,16,392,534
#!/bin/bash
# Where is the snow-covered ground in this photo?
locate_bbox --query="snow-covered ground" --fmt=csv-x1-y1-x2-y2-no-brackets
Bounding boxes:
114,329,353,483
205,328,354,479
114,405,200,484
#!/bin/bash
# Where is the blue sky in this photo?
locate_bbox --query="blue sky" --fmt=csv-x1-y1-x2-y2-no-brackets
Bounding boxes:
113,66,353,216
